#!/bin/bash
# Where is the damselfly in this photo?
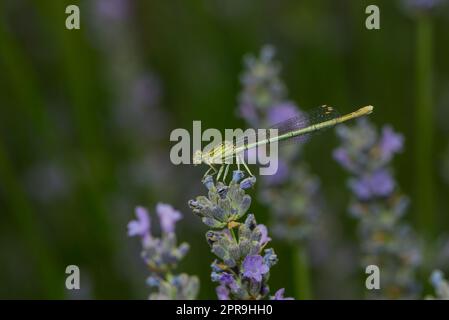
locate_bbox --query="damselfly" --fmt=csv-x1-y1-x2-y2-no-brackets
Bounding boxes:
193,105,373,180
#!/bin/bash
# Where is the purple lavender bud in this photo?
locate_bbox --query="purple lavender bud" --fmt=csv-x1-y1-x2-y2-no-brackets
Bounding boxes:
272,288,294,300
242,255,269,282
202,175,215,190
240,176,257,190
128,206,151,238
188,199,203,213
219,272,233,284
369,170,396,197
156,203,182,234
211,260,223,273
211,272,221,282
232,170,245,183
258,224,272,246
219,273,240,292
216,285,230,300
202,217,223,229
379,126,403,162
263,248,278,267
244,214,257,230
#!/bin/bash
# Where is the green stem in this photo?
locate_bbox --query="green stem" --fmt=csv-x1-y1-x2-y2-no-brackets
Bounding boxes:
415,14,435,236
293,246,312,299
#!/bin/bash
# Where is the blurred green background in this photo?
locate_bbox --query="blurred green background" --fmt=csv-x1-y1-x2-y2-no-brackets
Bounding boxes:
0,0,448,299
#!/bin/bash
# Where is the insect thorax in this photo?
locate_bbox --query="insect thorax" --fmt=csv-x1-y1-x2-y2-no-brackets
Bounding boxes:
203,140,235,165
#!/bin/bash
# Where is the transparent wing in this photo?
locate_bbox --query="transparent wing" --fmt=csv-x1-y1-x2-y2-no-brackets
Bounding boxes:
234,105,340,148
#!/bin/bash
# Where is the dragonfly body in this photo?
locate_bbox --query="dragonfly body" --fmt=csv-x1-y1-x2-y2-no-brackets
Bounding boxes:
193,105,374,179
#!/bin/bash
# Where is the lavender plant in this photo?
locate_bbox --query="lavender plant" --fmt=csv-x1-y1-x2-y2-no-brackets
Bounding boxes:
189,171,292,300
128,204,199,299
427,270,449,299
334,119,421,299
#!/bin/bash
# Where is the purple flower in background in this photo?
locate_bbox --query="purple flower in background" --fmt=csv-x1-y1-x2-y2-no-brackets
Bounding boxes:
95,0,129,21
334,120,421,299
240,103,259,127
349,170,395,200
258,224,272,246
157,203,182,234
238,45,286,124
267,102,301,125
379,126,403,161
333,147,354,172
264,159,289,185
128,206,151,238
242,255,269,282
272,288,294,300
128,204,199,299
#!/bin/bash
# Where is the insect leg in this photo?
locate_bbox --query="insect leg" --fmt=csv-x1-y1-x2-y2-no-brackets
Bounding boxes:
222,164,230,182
203,167,212,177
239,154,254,177
216,165,225,180
203,164,217,179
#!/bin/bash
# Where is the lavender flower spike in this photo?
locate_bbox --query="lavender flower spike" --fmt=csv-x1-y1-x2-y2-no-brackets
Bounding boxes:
189,170,292,300
128,204,199,300
334,119,421,299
